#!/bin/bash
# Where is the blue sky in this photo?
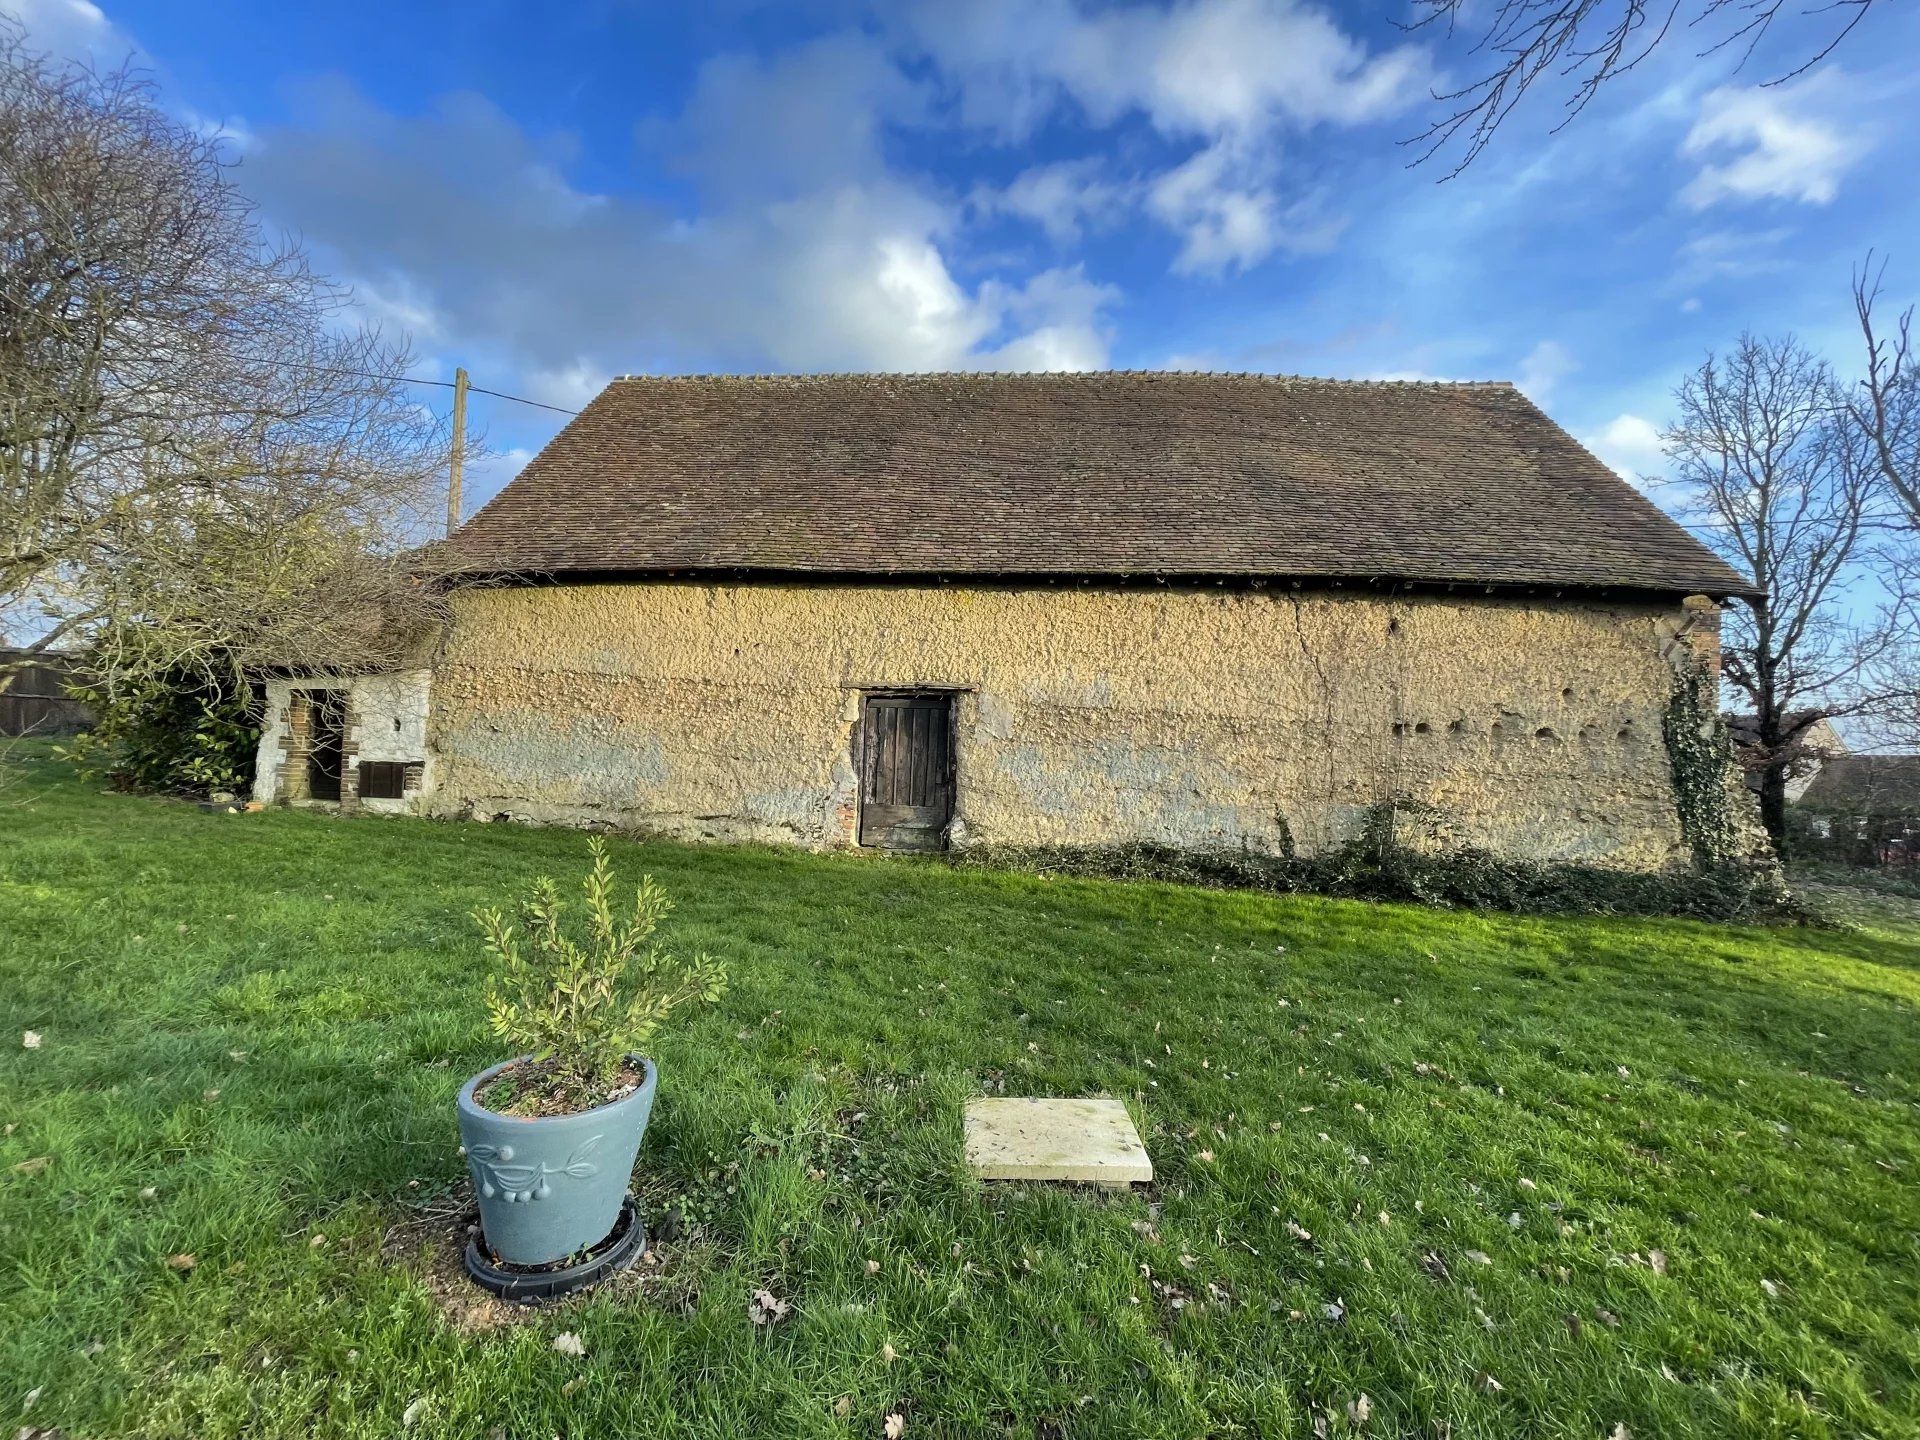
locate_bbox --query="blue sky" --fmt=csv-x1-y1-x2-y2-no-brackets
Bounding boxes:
12,0,1920,513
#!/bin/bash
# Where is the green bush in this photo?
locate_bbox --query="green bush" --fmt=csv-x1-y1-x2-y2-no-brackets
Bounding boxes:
61,659,260,796
474,838,728,1110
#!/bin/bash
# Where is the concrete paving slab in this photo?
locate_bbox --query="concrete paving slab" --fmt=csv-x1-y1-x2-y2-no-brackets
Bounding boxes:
964,1096,1152,1187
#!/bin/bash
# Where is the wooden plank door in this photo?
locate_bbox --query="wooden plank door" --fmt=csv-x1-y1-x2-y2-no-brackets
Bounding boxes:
858,694,954,851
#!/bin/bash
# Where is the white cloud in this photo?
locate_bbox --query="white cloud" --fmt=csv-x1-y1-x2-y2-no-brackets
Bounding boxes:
3,0,122,60
1515,340,1575,404
901,0,1426,274
524,362,609,413
1583,413,1669,485
1142,141,1346,275
977,159,1133,243
902,0,1429,142
1146,144,1281,273
1680,68,1864,210
236,64,1114,385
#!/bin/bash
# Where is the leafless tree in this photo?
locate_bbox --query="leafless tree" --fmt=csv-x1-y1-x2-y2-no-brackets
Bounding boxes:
1406,0,1882,175
1846,254,1919,527
1664,331,1885,843
0,25,452,709
1840,254,1920,748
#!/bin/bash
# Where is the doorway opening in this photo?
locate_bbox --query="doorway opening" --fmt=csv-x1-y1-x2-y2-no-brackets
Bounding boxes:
305,690,348,802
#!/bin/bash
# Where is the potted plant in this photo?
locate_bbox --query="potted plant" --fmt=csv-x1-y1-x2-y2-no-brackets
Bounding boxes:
457,838,726,1270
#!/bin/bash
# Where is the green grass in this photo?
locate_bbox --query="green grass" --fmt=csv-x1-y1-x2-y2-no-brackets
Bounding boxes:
2,747,1918,1439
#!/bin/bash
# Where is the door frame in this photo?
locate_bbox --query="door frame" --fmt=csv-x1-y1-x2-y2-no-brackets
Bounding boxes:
855,688,959,850
302,688,350,803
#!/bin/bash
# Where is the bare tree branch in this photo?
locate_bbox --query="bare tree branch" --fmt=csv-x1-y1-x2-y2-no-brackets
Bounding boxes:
1404,0,1881,176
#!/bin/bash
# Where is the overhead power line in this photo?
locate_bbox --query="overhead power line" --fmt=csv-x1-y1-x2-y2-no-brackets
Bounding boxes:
204,348,583,416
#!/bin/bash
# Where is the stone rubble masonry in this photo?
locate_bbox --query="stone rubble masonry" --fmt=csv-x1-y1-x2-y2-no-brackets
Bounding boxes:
253,670,432,812
422,579,1724,872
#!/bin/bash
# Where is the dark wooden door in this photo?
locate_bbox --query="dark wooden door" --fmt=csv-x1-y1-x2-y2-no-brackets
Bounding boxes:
307,692,347,802
859,694,954,851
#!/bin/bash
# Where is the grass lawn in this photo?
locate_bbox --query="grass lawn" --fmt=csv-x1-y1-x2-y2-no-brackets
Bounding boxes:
3,748,1918,1439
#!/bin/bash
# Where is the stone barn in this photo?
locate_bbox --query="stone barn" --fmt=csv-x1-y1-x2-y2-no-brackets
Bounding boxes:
252,371,1756,870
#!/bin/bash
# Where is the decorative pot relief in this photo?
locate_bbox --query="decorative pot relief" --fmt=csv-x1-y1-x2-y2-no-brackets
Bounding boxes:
464,1134,603,1203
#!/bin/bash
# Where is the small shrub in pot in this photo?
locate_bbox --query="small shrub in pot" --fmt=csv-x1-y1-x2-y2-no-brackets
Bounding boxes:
457,838,726,1266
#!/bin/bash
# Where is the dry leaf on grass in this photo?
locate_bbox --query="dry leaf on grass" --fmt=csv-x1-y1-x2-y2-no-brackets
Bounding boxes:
402,1397,426,1427
10,1156,51,1176
748,1289,791,1326
165,1253,196,1272
551,1332,586,1356
1347,1393,1371,1425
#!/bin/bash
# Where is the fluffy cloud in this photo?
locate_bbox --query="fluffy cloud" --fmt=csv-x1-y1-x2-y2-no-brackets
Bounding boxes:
4,0,121,59
902,0,1426,272
976,159,1134,243
1582,413,1669,485
1680,68,1864,210
237,57,1113,384
901,0,1427,140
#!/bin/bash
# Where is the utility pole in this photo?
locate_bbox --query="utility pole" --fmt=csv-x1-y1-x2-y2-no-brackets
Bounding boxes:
447,365,469,537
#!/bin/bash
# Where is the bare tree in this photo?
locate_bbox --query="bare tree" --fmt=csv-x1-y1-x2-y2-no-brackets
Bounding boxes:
1406,0,1882,175
1664,332,1884,843
0,25,450,708
1846,254,1919,526
1841,255,1920,748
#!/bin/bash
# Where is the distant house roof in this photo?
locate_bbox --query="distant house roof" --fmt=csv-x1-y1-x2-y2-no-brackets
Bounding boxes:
448,372,1757,598
1724,713,1847,752
1798,755,1920,814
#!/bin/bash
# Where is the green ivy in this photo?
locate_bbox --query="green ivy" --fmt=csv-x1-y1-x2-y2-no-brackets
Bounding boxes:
1661,660,1749,872
953,796,1801,922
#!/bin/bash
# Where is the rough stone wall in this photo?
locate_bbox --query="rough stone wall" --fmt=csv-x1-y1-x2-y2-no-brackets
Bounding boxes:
252,670,433,812
427,580,1711,871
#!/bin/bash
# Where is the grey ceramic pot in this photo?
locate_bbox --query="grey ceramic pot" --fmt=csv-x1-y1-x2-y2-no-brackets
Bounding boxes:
456,1055,657,1267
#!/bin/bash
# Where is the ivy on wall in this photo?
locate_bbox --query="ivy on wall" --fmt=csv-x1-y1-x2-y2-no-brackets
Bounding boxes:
1661,659,1750,873
956,794,1798,921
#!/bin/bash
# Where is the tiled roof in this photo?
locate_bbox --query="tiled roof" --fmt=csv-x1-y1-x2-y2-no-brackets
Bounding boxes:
448,371,1756,598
